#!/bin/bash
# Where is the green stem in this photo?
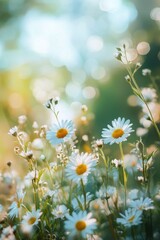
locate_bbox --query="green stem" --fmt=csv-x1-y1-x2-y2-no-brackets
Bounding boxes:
131,226,136,240
81,179,86,210
119,142,127,208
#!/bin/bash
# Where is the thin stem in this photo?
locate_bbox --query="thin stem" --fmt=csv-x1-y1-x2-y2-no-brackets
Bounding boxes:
131,226,136,240
119,142,127,208
123,48,160,138
80,179,86,210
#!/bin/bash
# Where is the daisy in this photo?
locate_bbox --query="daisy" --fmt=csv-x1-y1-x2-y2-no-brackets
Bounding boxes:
66,152,97,184
129,197,154,211
52,205,69,219
101,117,133,145
117,208,142,227
65,211,96,239
46,120,75,145
8,188,25,219
21,209,42,234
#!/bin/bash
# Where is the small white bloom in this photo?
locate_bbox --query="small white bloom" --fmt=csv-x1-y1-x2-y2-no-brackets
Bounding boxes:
111,159,123,168
8,126,18,137
52,205,69,219
142,68,151,76
24,170,39,186
0,226,16,240
18,115,27,125
102,117,133,145
46,120,75,146
129,197,154,211
66,152,97,184
117,208,142,227
65,211,96,239
140,88,157,105
21,209,42,234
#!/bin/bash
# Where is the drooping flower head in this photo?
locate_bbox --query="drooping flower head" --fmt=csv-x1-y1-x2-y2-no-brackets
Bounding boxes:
66,152,97,184
65,211,96,239
101,117,133,145
46,120,75,145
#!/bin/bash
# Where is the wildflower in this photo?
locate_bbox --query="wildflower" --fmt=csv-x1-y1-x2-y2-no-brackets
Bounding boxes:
66,152,97,184
140,88,157,104
124,154,138,173
21,209,42,233
0,226,16,240
142,68,151,76
81,105,88,112
95,139,103,148
8,188,25,219
65,211,96,239
111,159,122,168
46,120,75,146
18,115,27,125
8,126,18,137
129,197,154,211
52,205,69,219
117,208,142,227
102,117,133,145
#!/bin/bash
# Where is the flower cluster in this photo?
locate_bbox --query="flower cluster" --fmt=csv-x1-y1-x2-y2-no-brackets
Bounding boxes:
0,52,160,240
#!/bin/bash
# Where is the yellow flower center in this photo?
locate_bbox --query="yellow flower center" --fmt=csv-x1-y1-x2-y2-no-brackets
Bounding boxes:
128,215,135,223
28,217,36,225
131,161,137,167
56,128,68,138
112,129,124,139
76,164,87,175
75,220,86,231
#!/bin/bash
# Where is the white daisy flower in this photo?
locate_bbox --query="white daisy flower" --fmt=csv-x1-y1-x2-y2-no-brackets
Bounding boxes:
66,152,97,184
65,211,96,239
8,188,25,219
129,197,154,211
21,209,42,234
46,120,75,146
52,205,69,219
117,208,142,227
102,117,133,145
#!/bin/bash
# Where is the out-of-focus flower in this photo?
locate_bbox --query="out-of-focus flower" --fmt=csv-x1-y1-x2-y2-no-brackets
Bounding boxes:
66,152,97,184
65,211,96,239
102,117,133,145
95,139,103,148
52,205,69,219
142,68,151,76
140,88,157,104
18,115,27,125
21,209,42,234
46,120,75,146
117,208,142,227
111,159,122,168
8,126,18,137
124,154,138,173
0,226,16,240
129,197,154,211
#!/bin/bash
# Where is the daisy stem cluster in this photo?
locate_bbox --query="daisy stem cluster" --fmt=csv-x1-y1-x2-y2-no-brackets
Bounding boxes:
116,45,160,139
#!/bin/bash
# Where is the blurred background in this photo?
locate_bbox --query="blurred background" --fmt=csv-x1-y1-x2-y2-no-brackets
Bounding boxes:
0,0,160,172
